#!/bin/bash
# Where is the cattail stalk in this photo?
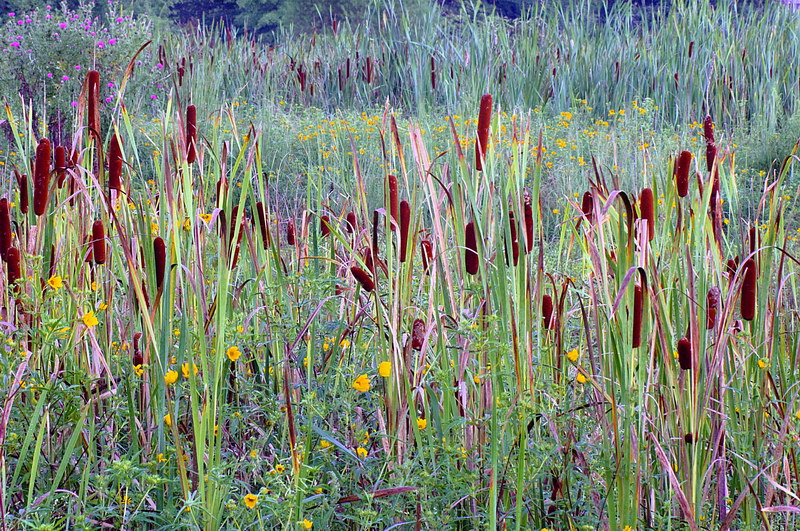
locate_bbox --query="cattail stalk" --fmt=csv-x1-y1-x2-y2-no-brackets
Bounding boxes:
741,259,756,320
0,199,10,262
346,212,357,234
320,215,330,237
678,337,692,370
581,191,593,224
464,221,479,275
154,237,166,289
542,295,554,330
6,247,20,294
475,93,492,171
186,104,197,164
92,220,106,264
108,133,123,191
524,196,534,253
421,239,433,273
707,287,720,329
632,285,643,347
256,202,271,248
387,174,399,230
675,151,692,197
287,219,296,245
33,138,51,216
350,266,374,292
639,188,655,241
55,146,68,187
87,70,101,137
411,319,425,351
399,201,410,263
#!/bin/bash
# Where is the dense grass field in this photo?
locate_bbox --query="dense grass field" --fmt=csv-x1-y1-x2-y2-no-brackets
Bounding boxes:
2,0,800,529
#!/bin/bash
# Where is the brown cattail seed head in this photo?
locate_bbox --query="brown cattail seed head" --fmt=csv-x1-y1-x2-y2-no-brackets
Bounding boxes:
464,221,479,275
55,146,68,187
675,151,692,197
632,284,643,347
346,212,357,233
87,70,101,136
256,202,271,248
420,239,433,272
0,199,10,262
186,104,197,164
6,247,21,293
509,210,519,266
475,93,492,171
154,236,166,289
286,219,296,245
108,133,123,191
411,318,425,351
92,220,106,264
320,215,330,237
741,259,756,321
524,196,534,253
542,294,554,330
387,174,399,230
399,200,410,263
18,174,28,214
677,337,692,370
639,188,655,241
33,138,51,216
707,287,720,329
581,191,593,224
350,266,374,292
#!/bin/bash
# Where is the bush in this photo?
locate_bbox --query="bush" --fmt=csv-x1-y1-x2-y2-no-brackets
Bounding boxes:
0,0,157,143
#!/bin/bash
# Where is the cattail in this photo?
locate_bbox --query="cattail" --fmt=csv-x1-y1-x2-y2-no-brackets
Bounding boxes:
108,133,123,191
749,225,757,256
508,210,519,266
430,55,436,89
87,70,101,136
411,318,425,351
464,221,479,275
286,219,296,245
387,174,399,230
18,174,28,214
581,191,593,224
399,200,410,263
675,151,692,197
346,212,357,233
542,294,554,330
256,202,271,248
703,115,716,172
524,196,534,253
363,246,374,272
632,284,643,347
684,433,695,444
677,337,692,370
350,266,374,292
707,286,720,329
55,146,68,187
186,104,197,164
6,247,20,293
475,93,492,171
420,239,433,272
132,332,144,366
154,236,166,289
92,220,106,265
33,138,51,216
0,199,10,262
741,258,756,320
639,188,655,241
320,215,331,237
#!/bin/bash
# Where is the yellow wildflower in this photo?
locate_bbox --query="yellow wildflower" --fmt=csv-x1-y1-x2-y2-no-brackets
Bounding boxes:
378,361,391,377
566,349,579,362
82,311,99,328
417,418,427,430
243,493,258,509
226,346,242,362
164,370,178,385
356,447,368,458
47,275,63,290
352,374,371,392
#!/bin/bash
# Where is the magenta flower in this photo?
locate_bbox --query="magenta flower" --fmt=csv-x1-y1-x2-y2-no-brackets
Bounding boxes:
58,22,66,29
150,94,157,99
74,65,81,70
108,38,116,45
61,75,69,81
